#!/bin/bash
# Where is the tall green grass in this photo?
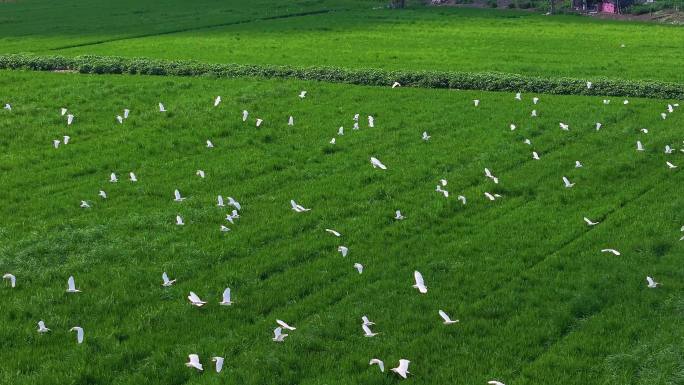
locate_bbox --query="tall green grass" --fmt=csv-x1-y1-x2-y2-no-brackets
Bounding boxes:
0,70,682,385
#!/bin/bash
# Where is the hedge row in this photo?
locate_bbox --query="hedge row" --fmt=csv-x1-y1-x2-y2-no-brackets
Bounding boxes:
0,54,682,99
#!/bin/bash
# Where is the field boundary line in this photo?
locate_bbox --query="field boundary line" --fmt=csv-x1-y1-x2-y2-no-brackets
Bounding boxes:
1,54,682,99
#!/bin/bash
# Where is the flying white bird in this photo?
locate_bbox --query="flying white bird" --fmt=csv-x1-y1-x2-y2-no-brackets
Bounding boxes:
665,145,674,154
290,200,311,213
666,161,677,169
473,99,480,107
217,195,225,207
368,116,374,128
62,136,70,145
440,179,447,186
206,140,214,148
458,195,467,205
413,271,427,294
187,292,207,307
623,100,629,105
220,225,231,232
186,354,203,371
362,316,375,326
646,276,659,288
488,381,506,385
661,113,667,120
559,122,569,131
601,249,621,256
533,97,539,104
370,157,387,170
288,116,294,126
562,176,575,188
362,324,378,337
484,192,497,201
575,161,583,168
595,122,602,130
230,209,239,219
67,114,74,125
196,170,205,178
219,288,232,305
524,138,532,145
53,139,60,149
61,107,68,116
325,229,341,237
532,152,540,160
369,358,384,372
338,246,348,257
37,320,50,333
392,82,401,88
395,210,405,220
256,119,263,127
159,103,166,112
353,263,364,274
116,115,123,124
435,185,448,198
242,110,248,122
438,310,459,325
391,359,411,379
353,122,360,130
66,276,80,293
510,124,516,131
636,141,644,151
330,138,336,144
603,99,610,105
227,197,241,210
70,326,84,344
272,327,288,342
3,103,11,111
212,356,224,373
109,173,117,182
174,189,185,202
123,109,130,119
176,215,184,226
276,319,296,331
80,200,90,208
640,128,648,134
667,104,674,113
484,168,499,184
129,172,137,182
337,127,344,136
214,96,221,107
583,217,599,226
531,109,537,117
299,91,307,99
162,272,176,287
3,273,16,288
422,131,430,141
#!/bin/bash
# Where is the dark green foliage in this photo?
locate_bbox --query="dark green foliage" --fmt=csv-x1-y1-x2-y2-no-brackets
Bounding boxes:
1,54,683,99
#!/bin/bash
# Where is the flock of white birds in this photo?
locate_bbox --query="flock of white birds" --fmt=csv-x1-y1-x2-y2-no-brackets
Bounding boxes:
1,83,682,382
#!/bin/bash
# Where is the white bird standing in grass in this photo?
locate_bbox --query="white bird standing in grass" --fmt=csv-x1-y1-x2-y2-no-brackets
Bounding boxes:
37,320,50,333
369,358,384,372
368,116,374,128
395,210,405,220
413,271,427,294
162,272,175,287
176,215,184,226
666,161,677,169
458,195,467,205
510,123,516,131
370,157,387,170
110,173,117,183
392,82,401,88
290,200,311,212
488,381,506,385
533,97,539,104
473,99,480,107
217,195,225,207
61,107,68,116
484,168,498,184
256,118,263,127
559,122,569,131
636,141,644,151
206,140,214,148
596,122,602,130
422,131,430,141
219,288,233,305
362,324,378,337
212,357,224,373
129,172,137,182
66,276,80,293
67,114,74,125
276,320,296,331
288,116,294,126
338,246,348,257
353,263,364,274
484,192,497,201
116,115,123,124
438,310,459,325
196,170,205,178
53,139,60,149
532,151,540,160
174,189,185,202
601,249,621,256
3,273,16,288
391,359,411,379
63,136,70,144
220,225,231,232
70,326,84,344
337,126,344,136
80,200,90,208
583,217,599,226
3,103,11,111
531,109,537,117
159,103,166,112
646,276,659,288
272,327,288,342
299,91,307,99
562,176,575,188
228,197,241,210
123,109,130,119
362,316,375,326
214,96,221,107
186,354,203,371
187,292,207,307
242,110,249,121
515,92,522,100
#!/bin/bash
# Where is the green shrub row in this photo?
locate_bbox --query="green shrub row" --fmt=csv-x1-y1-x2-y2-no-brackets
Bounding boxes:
0,54,682,99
